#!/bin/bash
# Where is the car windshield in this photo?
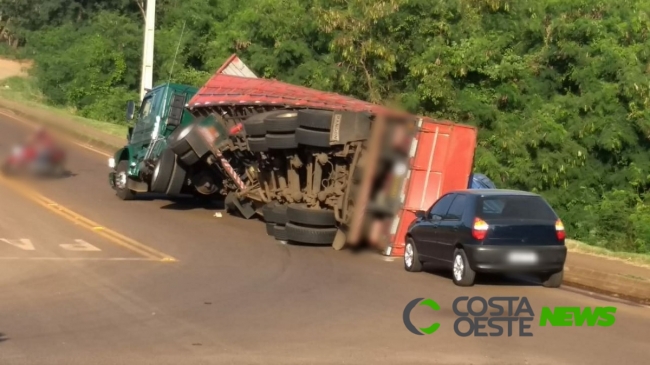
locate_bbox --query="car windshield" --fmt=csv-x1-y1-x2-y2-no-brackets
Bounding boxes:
477,195,557,221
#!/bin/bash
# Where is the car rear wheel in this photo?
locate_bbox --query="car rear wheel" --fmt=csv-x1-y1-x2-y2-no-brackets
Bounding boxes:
540,270,563,288
404,238,423,272
452,249,476,287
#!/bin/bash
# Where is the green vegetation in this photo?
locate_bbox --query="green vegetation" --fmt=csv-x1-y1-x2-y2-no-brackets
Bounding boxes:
2,0,650,254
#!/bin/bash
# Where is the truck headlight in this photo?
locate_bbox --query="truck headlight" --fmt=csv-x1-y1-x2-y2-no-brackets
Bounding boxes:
108,157,115,168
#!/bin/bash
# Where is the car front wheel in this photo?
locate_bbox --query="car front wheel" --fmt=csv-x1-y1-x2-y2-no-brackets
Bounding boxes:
404,239,423,272
452,248,476,286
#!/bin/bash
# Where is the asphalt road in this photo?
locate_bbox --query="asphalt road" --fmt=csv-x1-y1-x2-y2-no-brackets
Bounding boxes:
0,115,649,365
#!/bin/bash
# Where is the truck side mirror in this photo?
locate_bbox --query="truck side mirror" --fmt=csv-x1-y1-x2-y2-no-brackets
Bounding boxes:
126,100,135,121
415,210,426,219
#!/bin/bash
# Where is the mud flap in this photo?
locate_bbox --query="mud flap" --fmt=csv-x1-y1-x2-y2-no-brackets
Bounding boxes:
225,192,256,219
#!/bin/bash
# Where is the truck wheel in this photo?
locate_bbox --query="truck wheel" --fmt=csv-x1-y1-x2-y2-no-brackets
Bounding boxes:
264,112,298,133
115,160,136,200
273,224,288,241
297,109,333,131
248,137,268,152
265,222,275,236
296,128,330,148
266,133,298,149
261,202,278,223
243,113,267,137
244,110,297,137
266,204,288,225
168,120,211,166
287,204,336,226
286,223,338,245
540,270,563,288
150,149,187,195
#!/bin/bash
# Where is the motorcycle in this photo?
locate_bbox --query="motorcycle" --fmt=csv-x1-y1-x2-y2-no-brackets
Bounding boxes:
1,143,66,178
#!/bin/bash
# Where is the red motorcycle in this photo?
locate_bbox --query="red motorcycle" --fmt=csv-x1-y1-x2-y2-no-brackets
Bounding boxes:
1,142,66,177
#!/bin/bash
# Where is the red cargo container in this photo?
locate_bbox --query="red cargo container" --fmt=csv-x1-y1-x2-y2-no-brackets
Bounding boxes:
385,119,477,256
186,54,477,253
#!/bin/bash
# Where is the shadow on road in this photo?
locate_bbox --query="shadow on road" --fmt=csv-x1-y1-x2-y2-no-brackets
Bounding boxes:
124,193,226,211
160,197,225,211
422,263,541,287
0,332,8,343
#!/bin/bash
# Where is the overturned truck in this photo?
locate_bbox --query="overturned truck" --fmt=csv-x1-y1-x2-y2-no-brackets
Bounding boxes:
109,55,477,255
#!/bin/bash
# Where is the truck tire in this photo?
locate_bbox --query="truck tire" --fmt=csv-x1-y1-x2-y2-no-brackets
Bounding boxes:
168,121,211,166
264,112,298,133
261,202,278,222
248,137,268,152
265,222,275,236
286,223,338,245
115,160,136,200
287,204,336,226
244,110,298,137
150,149,175,193
267,133,298,149
265,204,288,225
242,113,267,137
273,224,288,241
297,109,333,131
166,157,188,195
150,149,187,195
296,128,330,147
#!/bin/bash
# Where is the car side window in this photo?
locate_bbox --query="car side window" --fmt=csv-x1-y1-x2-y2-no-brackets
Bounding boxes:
444,195,467,220
428,194,455,221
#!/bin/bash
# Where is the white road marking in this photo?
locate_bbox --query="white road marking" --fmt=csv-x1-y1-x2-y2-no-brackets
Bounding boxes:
60,239,101,252
1,238,35,251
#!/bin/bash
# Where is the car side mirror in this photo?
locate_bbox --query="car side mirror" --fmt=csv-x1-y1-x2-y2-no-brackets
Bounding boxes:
415,210,426,219
126,100,135,121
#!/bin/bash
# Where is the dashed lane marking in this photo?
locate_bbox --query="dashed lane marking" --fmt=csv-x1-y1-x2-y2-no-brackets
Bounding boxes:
0,174,177,262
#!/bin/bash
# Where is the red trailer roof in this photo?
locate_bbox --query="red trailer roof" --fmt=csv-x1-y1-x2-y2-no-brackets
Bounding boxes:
188,73,409,117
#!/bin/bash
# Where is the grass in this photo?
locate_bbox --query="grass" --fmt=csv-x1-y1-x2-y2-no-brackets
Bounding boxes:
566,239,650,268
0,76,127,138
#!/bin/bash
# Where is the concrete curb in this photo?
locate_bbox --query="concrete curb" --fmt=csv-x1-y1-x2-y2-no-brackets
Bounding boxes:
0,98,123,153
2,97,650,304
564,264,650,304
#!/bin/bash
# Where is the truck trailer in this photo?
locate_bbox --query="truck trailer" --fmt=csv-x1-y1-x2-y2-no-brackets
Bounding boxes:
108,55,477,255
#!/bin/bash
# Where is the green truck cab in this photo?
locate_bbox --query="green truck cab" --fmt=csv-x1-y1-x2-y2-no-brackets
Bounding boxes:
109,83,199,199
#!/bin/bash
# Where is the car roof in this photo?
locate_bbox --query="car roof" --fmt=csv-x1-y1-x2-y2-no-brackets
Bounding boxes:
449,189,540,197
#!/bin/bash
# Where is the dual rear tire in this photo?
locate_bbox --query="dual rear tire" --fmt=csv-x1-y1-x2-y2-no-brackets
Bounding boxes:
262,202,338,245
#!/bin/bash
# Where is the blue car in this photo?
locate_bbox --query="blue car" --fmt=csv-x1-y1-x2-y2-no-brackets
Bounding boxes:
468,173,496,189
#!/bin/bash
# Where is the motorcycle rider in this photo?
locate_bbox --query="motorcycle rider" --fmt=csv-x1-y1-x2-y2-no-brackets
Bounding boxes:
25,127,61,174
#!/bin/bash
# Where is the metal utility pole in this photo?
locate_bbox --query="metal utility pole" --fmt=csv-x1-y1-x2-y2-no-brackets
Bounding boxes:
139,0,156,101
